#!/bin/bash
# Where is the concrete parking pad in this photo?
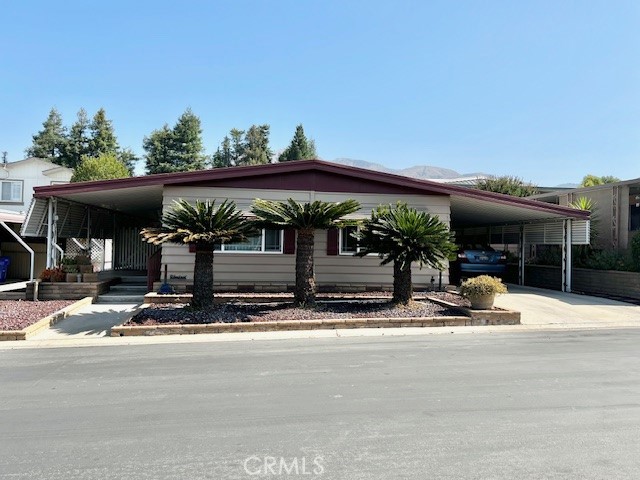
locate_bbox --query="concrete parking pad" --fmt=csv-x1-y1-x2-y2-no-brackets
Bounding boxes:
495,285,640,326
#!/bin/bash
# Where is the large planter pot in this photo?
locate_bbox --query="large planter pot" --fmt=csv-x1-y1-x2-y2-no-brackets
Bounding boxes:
65,273,78,283
467,293,495,310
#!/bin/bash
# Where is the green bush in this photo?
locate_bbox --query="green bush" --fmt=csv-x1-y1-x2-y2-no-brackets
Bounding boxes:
583,250,636,272
632,234,640,270
459,275,508,298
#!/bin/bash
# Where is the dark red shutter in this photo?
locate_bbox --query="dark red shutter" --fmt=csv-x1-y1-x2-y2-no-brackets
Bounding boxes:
327,228,339,256
188,244,196,253
283,228,296,254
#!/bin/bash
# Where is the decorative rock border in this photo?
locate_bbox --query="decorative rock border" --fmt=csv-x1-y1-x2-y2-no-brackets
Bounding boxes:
0,297,94,341
426,296,521,325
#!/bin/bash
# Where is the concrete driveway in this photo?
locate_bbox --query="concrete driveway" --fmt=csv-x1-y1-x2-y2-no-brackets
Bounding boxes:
495,285,640,327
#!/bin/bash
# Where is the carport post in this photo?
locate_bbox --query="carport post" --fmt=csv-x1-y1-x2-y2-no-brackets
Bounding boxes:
563,219,572,293
46,198,53,268
518,225,525,286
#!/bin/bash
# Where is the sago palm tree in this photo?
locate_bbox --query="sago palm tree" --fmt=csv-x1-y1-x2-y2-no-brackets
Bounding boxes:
355,203,456,304
251,198,360,306
141,199,257,310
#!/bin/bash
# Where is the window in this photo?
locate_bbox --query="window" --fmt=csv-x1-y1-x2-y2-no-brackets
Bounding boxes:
215,228,283,253
339,226,359,254
630,205,640,231
0,180,22,203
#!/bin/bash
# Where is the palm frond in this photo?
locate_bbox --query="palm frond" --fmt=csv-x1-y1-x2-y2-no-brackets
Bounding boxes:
251,198,360,230
356,202,456,270
140,199,258,246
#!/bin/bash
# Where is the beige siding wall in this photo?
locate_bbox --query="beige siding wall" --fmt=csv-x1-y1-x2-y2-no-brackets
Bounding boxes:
562,185,631,250
160,187,451,290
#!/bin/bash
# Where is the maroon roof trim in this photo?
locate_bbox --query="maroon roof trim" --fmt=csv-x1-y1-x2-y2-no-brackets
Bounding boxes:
33,159,589,220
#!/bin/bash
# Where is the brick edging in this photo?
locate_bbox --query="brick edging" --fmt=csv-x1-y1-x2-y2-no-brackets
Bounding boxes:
0,297,93,341
426,296,521,325
111,313,515,337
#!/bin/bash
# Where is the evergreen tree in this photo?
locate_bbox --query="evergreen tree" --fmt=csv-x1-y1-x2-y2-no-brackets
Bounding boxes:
118,148,139,174
61,108,90,168
240,124,272,166
143,124,175,174
278,124,317,162
230,128,245,164
171,108,207,171
212,136,233,168
144,109,207,174
88,108,119,157
25,108,67,163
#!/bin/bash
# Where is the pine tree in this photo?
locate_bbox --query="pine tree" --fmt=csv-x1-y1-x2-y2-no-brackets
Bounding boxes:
278,124,317,162
144,109,207,174
118,148,138,174
212,136,233,168
230,128,245,164
60,108,90,168
143,124,174,174
240,124,272,166
88,108,119,157
171,108,207,171
25,108,67,163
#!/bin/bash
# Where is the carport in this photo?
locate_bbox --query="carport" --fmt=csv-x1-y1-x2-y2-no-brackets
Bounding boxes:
20,160,590,292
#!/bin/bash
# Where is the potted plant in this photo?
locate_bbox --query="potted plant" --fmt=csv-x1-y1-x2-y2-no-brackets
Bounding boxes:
459,275,507,310
39,268,54,282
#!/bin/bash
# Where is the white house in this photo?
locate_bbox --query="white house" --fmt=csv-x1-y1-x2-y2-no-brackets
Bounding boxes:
0,158,73,281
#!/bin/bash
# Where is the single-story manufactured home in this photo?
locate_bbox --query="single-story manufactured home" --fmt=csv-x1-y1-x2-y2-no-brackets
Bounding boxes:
21,160,590,292
530,177,640,252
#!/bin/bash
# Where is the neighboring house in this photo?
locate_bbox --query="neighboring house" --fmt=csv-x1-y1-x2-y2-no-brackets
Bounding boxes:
530,178,640,252
0,158,73,280
23,160,590,292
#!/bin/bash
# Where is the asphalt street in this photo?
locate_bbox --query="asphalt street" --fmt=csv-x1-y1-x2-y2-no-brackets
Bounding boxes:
1,330,640,479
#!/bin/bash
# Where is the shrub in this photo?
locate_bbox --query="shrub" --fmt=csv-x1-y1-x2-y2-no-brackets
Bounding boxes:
39,266,65,282
583,250,636,272
632,234,640,270
459,275,508,298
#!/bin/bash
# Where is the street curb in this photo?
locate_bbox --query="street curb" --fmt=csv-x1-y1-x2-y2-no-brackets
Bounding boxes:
426,295,521,325
109,313,517,337
0,297,94,341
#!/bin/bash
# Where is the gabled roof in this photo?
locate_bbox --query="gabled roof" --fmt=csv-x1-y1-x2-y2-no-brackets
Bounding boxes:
32,159,589,225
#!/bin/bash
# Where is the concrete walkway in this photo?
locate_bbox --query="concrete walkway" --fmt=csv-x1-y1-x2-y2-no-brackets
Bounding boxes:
495,285,640,326
31,303,139,340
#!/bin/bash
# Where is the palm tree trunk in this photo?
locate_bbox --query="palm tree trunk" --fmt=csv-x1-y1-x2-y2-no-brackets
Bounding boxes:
393,261,413,304
192,244,214,310
295,228,316,306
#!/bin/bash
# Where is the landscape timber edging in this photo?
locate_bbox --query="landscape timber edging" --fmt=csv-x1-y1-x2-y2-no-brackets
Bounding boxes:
0,296,94,341
426,295,521,325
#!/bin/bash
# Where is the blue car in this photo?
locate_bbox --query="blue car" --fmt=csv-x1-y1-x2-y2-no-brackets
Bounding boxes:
454,245,507,279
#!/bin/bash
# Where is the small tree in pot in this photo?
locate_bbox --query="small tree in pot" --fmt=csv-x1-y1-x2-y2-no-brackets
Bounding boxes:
459,275,507,310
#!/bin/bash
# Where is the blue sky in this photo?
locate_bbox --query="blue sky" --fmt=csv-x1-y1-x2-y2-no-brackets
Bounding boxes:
1,0,638,185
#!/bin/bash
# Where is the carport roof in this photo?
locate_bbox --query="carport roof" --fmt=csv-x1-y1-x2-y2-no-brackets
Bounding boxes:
32,159,589,227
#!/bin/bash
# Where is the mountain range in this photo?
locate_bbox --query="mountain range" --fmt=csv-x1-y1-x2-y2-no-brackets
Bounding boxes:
331,158,579,188
331,158,486,180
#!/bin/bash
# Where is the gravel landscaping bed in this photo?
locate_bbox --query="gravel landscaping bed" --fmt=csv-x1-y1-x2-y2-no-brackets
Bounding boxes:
0,300,76,331
427,291,472,308
128,300,460,326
